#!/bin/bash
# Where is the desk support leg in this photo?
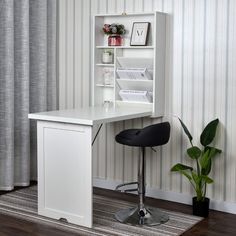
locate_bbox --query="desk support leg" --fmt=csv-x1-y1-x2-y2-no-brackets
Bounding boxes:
37,121,93,228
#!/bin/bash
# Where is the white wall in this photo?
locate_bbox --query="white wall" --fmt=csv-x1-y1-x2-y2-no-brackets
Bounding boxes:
58,0,236,213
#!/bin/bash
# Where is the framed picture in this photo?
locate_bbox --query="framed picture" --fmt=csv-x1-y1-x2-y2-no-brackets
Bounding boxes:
130,22,150,46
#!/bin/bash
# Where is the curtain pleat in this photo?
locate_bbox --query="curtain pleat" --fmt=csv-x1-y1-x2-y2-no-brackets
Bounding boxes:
29,0,48,180
14,0,30,186
0,0,14,190
47,0,57,111
0,0,57,189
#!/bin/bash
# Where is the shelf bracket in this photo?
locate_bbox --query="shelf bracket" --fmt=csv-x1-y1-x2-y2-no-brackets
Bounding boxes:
92,123,103,146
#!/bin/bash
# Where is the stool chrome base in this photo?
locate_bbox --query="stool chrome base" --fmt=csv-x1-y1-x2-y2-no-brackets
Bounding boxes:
115,206,169,226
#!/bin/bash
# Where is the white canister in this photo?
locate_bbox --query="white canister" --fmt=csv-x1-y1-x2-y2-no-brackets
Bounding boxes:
102,52,113,64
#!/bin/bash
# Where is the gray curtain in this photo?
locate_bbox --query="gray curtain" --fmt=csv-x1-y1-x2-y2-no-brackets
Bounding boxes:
0,0,57,190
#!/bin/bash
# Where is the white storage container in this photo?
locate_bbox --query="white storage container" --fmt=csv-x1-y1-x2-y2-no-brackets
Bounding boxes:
119,90,153,103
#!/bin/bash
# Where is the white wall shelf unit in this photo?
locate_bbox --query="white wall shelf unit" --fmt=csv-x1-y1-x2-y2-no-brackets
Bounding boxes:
92,12,166,117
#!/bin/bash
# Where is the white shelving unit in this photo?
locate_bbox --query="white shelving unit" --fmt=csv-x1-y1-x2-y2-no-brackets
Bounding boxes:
92,12,166,117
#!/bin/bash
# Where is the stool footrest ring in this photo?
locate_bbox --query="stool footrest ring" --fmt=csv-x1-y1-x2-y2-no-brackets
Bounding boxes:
115,182,138,193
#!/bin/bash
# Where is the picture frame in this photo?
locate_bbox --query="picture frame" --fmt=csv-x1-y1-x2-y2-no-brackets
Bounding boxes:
130,22,150,46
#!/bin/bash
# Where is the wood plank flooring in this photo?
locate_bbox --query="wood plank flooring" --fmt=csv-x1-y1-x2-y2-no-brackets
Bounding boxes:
0,185,235,236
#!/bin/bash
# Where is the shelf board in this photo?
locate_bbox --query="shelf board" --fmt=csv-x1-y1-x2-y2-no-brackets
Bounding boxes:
96,63,114,67
94,12,155,17
96,84,114,88
116,79,153,82
96,46,154,49
116,100,153,105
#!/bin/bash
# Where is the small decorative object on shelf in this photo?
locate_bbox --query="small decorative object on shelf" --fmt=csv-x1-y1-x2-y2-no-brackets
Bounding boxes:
103,68,113,85
130,22,150,46
103,23,126,46
103,100,113,111
108,34,122,46
102,49,113,64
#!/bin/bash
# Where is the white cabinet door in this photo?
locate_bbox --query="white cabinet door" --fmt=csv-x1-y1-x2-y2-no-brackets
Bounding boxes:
37,121,93,228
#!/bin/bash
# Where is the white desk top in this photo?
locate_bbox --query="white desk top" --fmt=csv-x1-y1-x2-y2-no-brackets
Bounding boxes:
28,106,152,125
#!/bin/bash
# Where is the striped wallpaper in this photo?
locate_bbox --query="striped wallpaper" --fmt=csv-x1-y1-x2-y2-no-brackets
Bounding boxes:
58,0,236,206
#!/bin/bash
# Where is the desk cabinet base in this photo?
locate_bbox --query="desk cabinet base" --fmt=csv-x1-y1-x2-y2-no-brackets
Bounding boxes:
37,121,93,228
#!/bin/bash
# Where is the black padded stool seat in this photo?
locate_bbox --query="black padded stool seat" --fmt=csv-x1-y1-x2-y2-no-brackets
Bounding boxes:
116,122,170,147
114,122,171,226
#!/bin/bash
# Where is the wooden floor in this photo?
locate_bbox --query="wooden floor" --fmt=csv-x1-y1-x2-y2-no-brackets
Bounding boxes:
0,185,235,236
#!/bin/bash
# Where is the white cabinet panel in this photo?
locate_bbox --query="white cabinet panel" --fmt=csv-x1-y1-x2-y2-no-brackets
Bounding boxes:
37,121,93,227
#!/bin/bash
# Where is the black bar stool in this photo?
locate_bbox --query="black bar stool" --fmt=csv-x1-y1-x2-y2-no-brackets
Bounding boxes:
114,122,171,226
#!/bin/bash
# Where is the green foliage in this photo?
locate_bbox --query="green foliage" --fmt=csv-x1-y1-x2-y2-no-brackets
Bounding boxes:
171,118,222,202
178,118,193,145
200,119,219,146
187,146,201,160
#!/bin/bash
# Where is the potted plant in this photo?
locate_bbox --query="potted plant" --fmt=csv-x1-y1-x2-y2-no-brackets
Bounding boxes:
171,118,222,217
103,23,126,46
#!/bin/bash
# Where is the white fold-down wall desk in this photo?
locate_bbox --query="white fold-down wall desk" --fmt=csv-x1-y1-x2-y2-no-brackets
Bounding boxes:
28,106,152,228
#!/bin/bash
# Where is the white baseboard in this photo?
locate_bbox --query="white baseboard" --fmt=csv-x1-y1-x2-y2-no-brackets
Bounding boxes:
93,178,236,215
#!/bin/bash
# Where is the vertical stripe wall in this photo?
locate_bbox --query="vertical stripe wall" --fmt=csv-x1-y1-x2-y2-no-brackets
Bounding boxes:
58,0,236,206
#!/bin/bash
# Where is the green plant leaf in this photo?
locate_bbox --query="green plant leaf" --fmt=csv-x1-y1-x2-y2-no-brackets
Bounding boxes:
187,146,201,160
200,118,219,146
205,146,222,156
201,146,222,175
208,147,222,160
171,164,193,181
171,163,193,172
180,170,192,181
200,149,210,168
200,149,212,175
202,175,214,184
202,159,212,176
178,118,193,144
191,171,200,185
